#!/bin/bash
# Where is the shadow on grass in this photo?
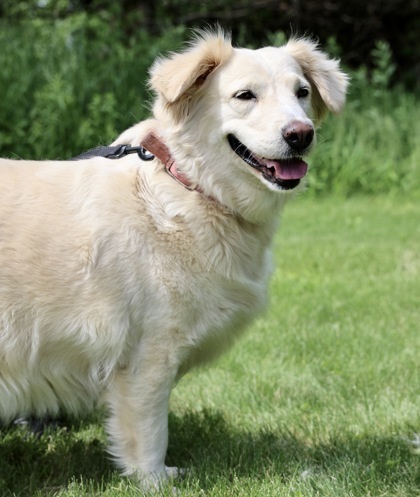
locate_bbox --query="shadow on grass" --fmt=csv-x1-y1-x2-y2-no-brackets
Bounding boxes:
0,410,417,495
0,414,115,497
167,409,418,493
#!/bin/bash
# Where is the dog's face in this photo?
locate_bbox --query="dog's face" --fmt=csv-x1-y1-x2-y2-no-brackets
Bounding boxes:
215,47,318,192
150,30,348,218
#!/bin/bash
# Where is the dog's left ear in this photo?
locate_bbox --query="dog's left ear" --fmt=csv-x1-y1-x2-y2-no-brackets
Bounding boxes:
150,29,233,121
285,38,349,121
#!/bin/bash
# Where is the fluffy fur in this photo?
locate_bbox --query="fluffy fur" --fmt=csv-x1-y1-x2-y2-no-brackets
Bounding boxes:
0,29,348,488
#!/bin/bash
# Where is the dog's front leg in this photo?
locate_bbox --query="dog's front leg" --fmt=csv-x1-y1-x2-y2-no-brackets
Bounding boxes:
105,339,181,489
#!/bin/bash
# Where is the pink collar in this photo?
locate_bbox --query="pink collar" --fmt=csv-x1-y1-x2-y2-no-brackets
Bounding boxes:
140,132,197,191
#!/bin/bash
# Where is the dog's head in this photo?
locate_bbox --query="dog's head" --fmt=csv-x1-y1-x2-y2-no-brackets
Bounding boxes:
149,29,348,220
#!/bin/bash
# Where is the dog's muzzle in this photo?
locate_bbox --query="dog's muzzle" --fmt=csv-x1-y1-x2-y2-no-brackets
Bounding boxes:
227,134,308,190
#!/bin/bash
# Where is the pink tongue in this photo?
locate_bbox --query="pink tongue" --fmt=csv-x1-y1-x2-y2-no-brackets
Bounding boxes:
264,159,308,180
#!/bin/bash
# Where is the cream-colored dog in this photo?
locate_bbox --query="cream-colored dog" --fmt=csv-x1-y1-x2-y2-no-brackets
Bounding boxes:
0,30,347,487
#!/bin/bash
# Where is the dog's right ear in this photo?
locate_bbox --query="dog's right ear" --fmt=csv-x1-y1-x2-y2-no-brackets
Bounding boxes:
150,29,233,121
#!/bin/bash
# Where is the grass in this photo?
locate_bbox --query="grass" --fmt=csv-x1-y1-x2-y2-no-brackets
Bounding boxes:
0,195,418,496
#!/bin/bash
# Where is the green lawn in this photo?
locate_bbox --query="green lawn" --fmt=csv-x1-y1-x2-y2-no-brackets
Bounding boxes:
1,195,419,496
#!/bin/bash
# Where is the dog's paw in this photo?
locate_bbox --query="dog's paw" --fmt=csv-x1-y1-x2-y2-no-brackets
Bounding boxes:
165,466,187,480
133,466,187,494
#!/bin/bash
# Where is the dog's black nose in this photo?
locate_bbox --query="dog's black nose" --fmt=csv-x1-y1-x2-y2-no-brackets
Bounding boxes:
282,121,314,152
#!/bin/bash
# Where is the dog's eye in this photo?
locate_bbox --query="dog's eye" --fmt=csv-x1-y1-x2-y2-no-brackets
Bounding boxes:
297,87,310,99
234,90,256,100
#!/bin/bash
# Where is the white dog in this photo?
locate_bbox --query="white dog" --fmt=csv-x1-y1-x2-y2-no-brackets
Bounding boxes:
0,29,348,488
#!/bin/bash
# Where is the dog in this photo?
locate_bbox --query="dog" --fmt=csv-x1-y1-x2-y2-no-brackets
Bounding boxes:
0,29,348,488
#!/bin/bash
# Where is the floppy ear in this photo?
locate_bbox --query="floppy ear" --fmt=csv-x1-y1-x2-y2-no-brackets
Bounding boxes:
149,29,233,121
285,38,349,121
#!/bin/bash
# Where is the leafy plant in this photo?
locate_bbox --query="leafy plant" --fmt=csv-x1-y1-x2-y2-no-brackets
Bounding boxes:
371,40,397,93
0,15,185,159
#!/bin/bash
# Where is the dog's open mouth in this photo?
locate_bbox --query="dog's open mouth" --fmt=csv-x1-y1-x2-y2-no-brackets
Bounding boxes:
227,134,308,190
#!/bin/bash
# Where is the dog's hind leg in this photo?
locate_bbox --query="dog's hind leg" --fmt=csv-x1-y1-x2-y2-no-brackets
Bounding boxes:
104,336,182,489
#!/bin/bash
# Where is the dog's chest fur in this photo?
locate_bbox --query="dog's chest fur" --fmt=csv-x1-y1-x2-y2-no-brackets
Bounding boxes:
123,184,276,373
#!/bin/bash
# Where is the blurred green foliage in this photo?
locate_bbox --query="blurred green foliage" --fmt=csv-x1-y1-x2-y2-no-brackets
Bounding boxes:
2,0,418,85
0,3,419,194
308,40,420,196
0,12,185,159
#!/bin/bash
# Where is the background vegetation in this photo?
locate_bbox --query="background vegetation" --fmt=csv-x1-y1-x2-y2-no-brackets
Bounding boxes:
0,0,419,195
